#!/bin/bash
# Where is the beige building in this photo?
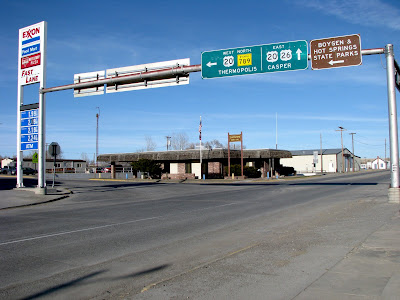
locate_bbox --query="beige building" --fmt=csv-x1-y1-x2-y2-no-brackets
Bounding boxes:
281,148,361,174
98,148,292,179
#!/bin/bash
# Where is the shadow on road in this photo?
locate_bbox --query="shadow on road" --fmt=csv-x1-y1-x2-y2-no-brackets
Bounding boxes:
0,177,41,190
20,264,170,300
21,270,106,300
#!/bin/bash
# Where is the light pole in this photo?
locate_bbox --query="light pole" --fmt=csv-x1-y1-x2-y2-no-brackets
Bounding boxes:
336,126,346,173
166,136,171,151
96,107,100,171
349,132,356,172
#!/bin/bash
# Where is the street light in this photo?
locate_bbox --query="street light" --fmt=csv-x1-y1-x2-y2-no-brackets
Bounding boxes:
166,136,171,150
96,107,100,171
336,126,347,173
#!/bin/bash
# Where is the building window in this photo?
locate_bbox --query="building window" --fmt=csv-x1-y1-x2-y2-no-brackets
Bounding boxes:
55,163,61,168
185,163,192,174
76,163,82,168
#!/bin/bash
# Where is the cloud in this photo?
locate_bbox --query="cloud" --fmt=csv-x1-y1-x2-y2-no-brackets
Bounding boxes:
301,0,400,31
206,112,387,123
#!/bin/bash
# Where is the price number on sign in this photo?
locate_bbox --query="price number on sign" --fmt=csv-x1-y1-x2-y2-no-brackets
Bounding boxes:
27,118,38,126
266,51,278,63
237,53,252,66
223,56,234,67
28,110,38,118
28,134,38,142
280,49,292,61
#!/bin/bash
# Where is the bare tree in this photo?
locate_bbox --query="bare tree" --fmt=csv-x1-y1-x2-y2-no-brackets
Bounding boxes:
80,152,90,164
171,132,189,150
209,139,224,148
145,136,157,151
23,150,37,158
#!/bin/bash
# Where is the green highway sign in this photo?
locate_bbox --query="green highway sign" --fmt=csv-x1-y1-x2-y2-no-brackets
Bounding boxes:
201,40,308,79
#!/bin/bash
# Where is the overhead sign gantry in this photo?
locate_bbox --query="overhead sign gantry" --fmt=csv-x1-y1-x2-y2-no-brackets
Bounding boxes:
15,23,400,202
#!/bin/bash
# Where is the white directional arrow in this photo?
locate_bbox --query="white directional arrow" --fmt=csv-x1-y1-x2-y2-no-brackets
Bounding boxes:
328,60,345,66
296,48,302,60
206,61,217,67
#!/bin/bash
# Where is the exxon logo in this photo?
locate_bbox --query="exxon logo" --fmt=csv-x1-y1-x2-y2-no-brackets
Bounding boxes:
23,27,40,39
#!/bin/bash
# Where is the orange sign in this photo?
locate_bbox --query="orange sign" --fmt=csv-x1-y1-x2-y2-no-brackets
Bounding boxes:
229,134,242,142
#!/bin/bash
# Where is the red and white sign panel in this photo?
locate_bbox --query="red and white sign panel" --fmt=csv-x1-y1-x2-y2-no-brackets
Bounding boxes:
18,22,46,86
21,53,41,69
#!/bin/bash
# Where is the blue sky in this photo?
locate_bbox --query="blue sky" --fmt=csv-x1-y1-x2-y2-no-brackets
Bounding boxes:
1,0,400,160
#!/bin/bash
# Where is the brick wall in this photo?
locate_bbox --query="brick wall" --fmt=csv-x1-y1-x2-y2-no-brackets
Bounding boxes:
208,162,221,174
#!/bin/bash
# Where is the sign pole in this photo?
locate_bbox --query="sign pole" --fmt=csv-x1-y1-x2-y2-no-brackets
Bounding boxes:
241,132,243,177
16,86,24,188
228,133,230,177
38,22,47,192
385,44,400,189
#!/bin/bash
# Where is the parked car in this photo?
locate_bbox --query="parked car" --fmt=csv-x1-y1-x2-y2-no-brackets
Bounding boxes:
102,166,111,173
2,166,16,175
22,167,37,175
101,165,124,173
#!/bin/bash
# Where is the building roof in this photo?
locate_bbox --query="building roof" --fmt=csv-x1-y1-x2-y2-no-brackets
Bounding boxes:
289,148,351,156
98,148,292,163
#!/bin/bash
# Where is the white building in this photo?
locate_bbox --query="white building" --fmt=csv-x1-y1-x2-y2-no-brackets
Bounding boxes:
360,157,389,170
281,148,361,174
1,158,87,173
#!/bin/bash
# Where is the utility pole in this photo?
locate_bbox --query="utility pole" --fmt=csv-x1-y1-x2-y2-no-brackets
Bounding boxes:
275,112,278,150
166,136,171,151
320,133,323,173
336,126,347,173
96,107,100,171
384,138,387,169
349,132,356,172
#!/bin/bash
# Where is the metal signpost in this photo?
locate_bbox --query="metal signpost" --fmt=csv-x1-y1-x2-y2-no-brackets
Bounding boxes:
201,40,308,79
227,132,244,178
48,142,61,188
310,34,362,70
17,21,47,190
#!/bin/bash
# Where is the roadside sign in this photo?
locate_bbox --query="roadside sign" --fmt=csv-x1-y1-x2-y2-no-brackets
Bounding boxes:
395,59,400,92
74,70,105,98
201,40,308,79
313,151,318,164
18,22,46,86
48,142,61,157
20,107,38,151
229,134,242,142
32,152,38,164
310,34,362,70
106,58,190,93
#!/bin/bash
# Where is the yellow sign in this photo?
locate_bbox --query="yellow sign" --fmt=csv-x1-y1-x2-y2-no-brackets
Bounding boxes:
237,53,252,66
229,134,242,142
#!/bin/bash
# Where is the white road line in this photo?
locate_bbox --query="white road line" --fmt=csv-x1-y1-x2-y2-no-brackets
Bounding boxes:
0,202,239,246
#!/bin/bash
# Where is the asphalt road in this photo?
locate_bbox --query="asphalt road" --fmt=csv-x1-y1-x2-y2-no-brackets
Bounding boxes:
0,171,396,299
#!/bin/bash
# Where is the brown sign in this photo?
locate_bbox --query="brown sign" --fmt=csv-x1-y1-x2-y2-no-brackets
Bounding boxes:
310,34,362,70
229,134,242,142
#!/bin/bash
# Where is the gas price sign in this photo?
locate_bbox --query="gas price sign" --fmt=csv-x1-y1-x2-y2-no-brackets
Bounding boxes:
21,108,39,151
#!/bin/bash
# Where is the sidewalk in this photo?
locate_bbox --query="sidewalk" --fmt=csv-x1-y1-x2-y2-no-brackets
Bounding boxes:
294,214,400,300
0,186,72,210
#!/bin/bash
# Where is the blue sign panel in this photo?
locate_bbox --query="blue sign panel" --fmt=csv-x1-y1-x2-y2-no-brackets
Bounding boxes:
21,126,38,135
21,117,38,127
21,134,38,143
21,142,38,151
21,109,38,119
21,43,40,57
21,108,38,151
22,36,40,45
